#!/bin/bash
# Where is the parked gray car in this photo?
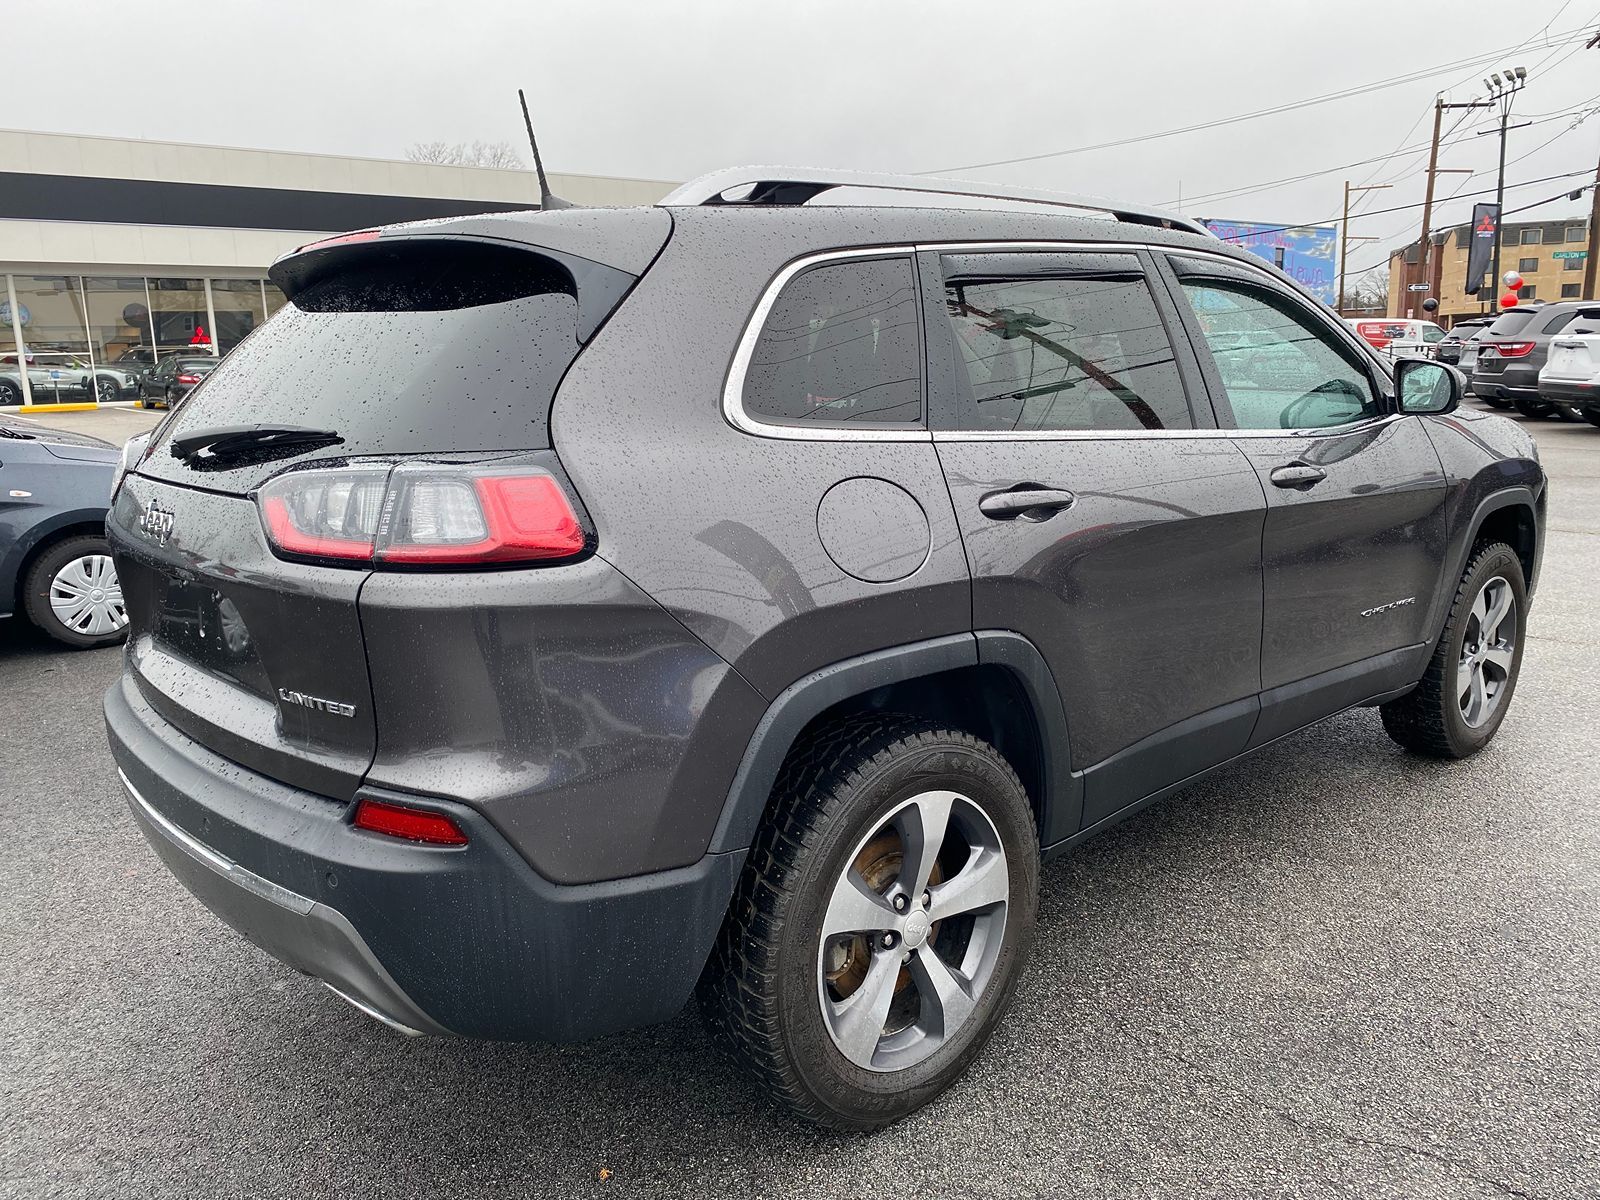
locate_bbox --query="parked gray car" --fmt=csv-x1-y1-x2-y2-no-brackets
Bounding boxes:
1471,300,1592,420
1,416,126,647
104,168,1545,1130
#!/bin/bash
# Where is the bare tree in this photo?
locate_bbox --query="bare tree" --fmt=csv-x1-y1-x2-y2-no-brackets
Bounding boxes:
1340,266,1390,314
404,139,525,169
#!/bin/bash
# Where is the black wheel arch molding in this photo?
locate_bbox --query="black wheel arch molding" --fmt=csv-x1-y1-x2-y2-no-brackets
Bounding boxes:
1423,483,1543,654
707,630,1081,857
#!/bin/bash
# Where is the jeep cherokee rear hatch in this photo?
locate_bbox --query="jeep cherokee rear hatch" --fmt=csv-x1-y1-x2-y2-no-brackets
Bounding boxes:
109,210,669,800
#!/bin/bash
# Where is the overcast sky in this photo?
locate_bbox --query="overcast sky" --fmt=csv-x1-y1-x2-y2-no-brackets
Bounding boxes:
10,1,1599,278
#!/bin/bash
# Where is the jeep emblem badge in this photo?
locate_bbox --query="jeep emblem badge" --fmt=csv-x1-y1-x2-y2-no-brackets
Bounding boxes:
139,500,175,546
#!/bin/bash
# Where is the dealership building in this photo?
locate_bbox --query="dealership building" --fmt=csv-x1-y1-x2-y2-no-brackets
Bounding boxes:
0,128,675,409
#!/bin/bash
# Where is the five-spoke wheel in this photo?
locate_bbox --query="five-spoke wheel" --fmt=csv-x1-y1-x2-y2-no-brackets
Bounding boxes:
700,718,1037,1130
818,790,1009,1072
1458,576,1516,729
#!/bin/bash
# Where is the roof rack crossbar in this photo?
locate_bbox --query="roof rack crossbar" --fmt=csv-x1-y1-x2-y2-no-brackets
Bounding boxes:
658,166,1214,238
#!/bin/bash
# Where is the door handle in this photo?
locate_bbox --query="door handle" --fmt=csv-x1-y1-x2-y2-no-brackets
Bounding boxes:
1269,463,1327,488
979,485,1077,520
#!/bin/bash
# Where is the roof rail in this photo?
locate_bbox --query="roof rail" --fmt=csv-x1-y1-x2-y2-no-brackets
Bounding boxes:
657,166,1215,238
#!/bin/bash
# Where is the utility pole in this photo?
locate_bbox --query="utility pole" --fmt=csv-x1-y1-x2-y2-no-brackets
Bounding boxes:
1584,30,1600,299
1583,152,1600,300
1340,180,1389,315
1411,96,1482,317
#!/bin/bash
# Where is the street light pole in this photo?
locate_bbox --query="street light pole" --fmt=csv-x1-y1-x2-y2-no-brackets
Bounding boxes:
1481,67,1527,307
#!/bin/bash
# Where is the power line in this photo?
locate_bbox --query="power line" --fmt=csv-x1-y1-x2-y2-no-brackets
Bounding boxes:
918,28,1594,175
1177,106,1584,210
1341,181,1598,277
1210,169,1592,245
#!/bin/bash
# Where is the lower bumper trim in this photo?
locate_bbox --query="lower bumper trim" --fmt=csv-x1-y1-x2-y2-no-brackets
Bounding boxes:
119,767,454,1038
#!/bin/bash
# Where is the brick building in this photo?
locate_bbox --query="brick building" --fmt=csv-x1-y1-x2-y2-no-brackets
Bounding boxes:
1387,215,1591,325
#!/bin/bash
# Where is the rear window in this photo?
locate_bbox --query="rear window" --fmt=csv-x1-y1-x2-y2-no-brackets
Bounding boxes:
146,243,588,484
1487,311,1536,336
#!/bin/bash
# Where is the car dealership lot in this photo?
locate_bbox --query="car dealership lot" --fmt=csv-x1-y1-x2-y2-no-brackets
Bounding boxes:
2,413,1597,1199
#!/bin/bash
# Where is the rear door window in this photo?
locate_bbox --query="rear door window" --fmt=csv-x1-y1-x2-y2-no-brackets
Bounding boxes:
937,256,1193,432
741,256,922,428
142,242,602,490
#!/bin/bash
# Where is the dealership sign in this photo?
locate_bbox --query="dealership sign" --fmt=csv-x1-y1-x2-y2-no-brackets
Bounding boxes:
1199,218,1340,306
1465,203,1499,294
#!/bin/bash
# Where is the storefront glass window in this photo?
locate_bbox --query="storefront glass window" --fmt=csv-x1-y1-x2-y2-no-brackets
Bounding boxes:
83,276,156,376
147,277,212,357
210,279,267,353
263,281,288,317
10,276,94,405
2,275,29,406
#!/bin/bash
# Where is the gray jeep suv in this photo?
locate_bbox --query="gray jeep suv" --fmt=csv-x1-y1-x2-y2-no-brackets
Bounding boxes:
104,168,1545,1130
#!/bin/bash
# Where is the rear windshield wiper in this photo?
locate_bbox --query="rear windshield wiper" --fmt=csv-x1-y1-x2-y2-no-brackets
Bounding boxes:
170,424,343,466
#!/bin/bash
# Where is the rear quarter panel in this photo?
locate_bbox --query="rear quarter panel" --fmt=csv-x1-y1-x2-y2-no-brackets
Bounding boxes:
549,210,973,701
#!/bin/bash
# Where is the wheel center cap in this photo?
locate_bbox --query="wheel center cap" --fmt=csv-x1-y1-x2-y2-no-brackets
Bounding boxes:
89,589,104,603
902,909,931,949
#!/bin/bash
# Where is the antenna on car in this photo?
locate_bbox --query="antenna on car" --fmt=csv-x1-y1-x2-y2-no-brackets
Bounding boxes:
517,89,574,210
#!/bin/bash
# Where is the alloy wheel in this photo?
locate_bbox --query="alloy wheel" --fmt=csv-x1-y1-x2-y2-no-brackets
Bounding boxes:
817,790,1009,1073
49,554,127,637
1458,575,1516,729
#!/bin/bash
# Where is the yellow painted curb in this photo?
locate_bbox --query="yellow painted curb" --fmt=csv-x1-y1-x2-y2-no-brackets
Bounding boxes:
18,403,100,413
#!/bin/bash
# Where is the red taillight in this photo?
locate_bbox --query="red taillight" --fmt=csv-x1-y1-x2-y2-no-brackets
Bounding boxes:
1495,341,1536,358
352,798,468,846
378,473,584,564
176,374,200,384
257,462,586,568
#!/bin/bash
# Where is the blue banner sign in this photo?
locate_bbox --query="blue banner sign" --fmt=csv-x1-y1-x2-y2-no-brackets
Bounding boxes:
1200,218,1340,306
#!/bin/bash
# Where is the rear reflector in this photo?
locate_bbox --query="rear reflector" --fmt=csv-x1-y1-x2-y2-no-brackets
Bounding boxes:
257,461,585,568
352,798,469,846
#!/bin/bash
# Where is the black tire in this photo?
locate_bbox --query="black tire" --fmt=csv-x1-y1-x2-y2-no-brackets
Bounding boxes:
22,535,129,649
1513,397,1555,419
0,380,20,406
95,377,118,404
1381,542,1526,758
1480,395,1514,410
698,715,1039,1130
1554,403,1584,422
1584,409,1600,429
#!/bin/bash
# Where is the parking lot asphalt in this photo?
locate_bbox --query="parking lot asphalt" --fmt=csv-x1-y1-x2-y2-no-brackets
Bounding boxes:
2,409,1597,1200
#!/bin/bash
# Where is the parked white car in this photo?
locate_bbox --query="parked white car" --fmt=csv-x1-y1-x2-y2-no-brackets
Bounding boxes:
1347,317,1447,360
1537,306,1600,428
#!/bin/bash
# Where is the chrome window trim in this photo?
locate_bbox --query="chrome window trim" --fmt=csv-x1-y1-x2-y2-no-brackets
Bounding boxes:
723,239,1392,443
722,245,931,442
931,413,1405,443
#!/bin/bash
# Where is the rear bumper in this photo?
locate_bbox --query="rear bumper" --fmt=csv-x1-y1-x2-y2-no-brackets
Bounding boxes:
1538,378,1600,406
1471,365,1539,400
105,674,745,1041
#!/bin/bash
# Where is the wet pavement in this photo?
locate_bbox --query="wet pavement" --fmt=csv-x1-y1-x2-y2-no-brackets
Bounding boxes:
2,409,1596,1199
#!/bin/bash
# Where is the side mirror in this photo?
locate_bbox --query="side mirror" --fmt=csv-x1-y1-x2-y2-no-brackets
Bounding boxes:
1395,358,1460,416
